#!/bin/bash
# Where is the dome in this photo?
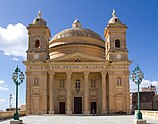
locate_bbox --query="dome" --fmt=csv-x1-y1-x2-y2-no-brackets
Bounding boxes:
32,10,47,25
49,19,105,60
51,27,104,41
51,18,104,41
108,9,122,24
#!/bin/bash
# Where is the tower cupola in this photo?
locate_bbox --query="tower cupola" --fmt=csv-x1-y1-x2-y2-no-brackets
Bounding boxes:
32,10,47,25
108,9,122,24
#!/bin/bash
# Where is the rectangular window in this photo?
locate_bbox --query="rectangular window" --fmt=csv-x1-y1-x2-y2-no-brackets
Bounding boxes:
76,80,80,89
75,80,80,94
117,77,121,86
91,80,96,88
34,78,38,86
60,80,65,89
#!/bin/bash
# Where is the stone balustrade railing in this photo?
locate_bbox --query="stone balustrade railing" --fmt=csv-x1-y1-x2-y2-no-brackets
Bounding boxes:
0,111,26,120
135,110,158,119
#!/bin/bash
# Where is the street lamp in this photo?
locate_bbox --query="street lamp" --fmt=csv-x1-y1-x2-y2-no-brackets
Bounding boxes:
130,65,144,119
12,66,25,120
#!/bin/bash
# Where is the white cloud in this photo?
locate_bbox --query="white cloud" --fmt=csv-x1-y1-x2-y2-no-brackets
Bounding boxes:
0,80,8,91
11,97,24,108
130,79,158,93
12,57,20,61
0,98,5,103
0,23,28,59
0,98,6,110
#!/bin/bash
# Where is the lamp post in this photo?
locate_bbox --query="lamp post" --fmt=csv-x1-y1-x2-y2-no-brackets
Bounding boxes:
130,65,144,119
12,66,25,120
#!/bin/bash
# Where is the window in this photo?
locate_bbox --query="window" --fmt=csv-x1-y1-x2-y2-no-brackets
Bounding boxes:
34,39,40,48
91,80,96,88
115,39,120,48
34,78,38,86
76,80,80,89
75,59,81,62
60,80,65,89
75,80,80,94
117,77,121,86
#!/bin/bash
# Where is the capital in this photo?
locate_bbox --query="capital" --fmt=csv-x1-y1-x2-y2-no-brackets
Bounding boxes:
66,71,72,76
48,71,55,76
101,70,107,76
84,71,89,76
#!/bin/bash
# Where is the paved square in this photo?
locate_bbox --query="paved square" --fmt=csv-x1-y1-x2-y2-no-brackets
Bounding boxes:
0,115,158,124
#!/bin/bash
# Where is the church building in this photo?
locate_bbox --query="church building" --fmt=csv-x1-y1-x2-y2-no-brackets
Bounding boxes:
23,10,131,115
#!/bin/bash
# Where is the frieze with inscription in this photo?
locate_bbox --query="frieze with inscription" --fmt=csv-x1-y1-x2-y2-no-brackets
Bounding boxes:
49,65,106,69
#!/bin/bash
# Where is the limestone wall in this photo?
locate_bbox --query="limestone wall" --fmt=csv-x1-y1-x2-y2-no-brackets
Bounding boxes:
0,111,26,120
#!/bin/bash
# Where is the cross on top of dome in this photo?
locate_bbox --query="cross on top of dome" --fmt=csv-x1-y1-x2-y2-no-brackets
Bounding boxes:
38,10,42,18
112,9,116,18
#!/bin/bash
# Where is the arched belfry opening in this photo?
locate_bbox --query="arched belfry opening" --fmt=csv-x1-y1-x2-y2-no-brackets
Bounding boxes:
115,39,120,48
34,39,40,48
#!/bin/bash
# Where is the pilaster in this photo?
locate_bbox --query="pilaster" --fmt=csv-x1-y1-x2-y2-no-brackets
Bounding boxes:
84,71,90,114
25,72,31,115
41,71,48,114
66,71,72,114
49,71,55,114
108,71,114,113
124,70,130,113
101,70,107,114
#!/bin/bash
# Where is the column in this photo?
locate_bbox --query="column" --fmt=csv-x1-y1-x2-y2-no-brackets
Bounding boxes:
42,71,48,114
124,70,130,113
101,70,107,114
84,71,90,114
66,71,72,114
49,71,55,114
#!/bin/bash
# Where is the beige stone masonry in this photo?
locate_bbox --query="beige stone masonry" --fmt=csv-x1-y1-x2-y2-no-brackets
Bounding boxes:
101,70,107,114
66,71,72,114
84,71,90,114
49,71,55,114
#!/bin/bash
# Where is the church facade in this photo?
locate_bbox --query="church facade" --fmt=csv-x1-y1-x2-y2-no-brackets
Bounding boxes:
23,10,131,115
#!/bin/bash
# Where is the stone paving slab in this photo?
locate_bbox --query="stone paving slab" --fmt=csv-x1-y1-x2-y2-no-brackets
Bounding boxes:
0,115,158,124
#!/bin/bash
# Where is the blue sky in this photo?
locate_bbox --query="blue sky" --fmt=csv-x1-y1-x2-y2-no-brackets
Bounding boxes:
0,0,158,111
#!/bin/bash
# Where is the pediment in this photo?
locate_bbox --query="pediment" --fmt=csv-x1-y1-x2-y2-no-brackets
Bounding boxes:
49,53,104,62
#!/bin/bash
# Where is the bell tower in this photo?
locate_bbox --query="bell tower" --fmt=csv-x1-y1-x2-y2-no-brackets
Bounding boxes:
104,9,128,62
27,10,51,61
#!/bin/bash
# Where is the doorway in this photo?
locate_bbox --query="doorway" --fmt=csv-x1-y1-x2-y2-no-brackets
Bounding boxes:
91,102,97,114
74,97,82,114
59,102,65,114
